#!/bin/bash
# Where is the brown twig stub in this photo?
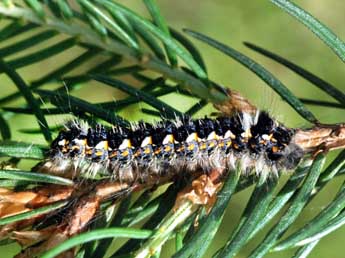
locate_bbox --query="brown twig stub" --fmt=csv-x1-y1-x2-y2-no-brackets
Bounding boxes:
0,185,73,220
174,168,225,213
8,180,128,257
13,226,56,247
293,123,345,153
213,89,257,115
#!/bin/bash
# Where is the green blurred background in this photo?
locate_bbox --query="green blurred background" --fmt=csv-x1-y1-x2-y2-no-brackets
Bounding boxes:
1,1,344,257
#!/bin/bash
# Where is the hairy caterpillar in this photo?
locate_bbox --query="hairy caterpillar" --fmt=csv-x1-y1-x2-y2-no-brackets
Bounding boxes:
37,110,304,182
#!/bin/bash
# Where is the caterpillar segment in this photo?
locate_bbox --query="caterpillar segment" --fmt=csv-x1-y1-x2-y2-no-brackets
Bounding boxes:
37,111,304,182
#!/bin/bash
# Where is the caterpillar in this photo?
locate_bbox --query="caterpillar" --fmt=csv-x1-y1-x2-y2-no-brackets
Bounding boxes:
37,110,304,182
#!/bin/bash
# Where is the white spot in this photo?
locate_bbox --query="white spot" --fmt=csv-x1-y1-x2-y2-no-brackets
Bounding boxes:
241,129,252,138
58,139,66,146
262,134,270,141
119,139,131,150
224,130,232,139
163,134,174,145
207,131,218,141
95,141,106,150
141,136,152,147
186,133,198,143
73,139,85,145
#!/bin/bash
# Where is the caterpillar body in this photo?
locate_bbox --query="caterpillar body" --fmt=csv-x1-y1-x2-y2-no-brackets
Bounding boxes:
37,111,304,182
